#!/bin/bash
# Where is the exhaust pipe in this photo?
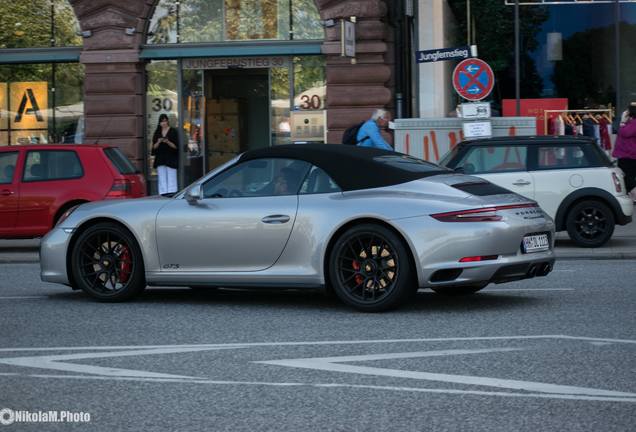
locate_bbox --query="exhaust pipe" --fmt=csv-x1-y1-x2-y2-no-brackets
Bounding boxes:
537,263,552,277
527,264,537,278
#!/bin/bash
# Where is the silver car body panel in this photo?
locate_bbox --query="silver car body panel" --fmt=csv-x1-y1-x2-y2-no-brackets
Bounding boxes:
42,170,555,289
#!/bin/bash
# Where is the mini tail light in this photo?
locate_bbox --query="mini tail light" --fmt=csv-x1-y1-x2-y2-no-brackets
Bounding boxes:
431,203,537,223
612,172,623,194
106,179,131,198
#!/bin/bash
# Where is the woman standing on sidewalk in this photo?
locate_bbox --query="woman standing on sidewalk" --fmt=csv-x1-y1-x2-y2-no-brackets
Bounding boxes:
151,114,179,196
613,103,636,201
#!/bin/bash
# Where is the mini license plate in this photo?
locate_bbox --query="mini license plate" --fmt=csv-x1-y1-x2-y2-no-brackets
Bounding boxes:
522,234,550,253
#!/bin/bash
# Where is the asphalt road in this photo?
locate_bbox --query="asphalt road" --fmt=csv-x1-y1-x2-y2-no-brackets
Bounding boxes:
0,261,635,431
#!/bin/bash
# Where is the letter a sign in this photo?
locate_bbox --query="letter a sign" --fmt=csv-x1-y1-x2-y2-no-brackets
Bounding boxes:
10,82,48,130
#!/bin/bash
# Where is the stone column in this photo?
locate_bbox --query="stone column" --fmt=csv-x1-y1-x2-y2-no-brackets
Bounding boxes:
316,0,393,144
71,0,154,170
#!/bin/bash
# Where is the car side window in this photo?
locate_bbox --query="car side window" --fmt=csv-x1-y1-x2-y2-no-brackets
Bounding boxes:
537,145,591,169
0,152,18,184
456,145,527,174
202,158,311,198
22,150,83,182
299,166,342,195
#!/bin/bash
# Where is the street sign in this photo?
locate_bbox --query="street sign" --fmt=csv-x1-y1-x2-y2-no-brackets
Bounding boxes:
452,58,495,101
463,121,492,138
341,18,356,58
416,45,477,63
459,102,491,119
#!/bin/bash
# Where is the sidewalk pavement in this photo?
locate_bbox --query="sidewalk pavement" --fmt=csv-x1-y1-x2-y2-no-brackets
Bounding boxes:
1,220,634,264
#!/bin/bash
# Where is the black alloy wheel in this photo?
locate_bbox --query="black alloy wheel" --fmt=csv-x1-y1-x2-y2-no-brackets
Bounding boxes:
565,200,615,248
329,224,413,312
71,222,146,301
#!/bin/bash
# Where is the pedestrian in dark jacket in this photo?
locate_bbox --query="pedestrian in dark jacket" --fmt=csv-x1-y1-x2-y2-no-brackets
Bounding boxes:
151,114,179,195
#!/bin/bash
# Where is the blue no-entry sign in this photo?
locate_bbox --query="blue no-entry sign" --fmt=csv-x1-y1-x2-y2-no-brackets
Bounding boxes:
452,58,495,101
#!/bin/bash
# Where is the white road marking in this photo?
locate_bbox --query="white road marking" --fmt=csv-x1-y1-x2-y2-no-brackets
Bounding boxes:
257,348,636,398
1,335,635,353
0,336,635,402
0,346,242,379
2,372,635,403
483,288,574,292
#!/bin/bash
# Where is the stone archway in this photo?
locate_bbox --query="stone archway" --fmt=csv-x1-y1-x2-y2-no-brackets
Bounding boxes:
70,0,393,167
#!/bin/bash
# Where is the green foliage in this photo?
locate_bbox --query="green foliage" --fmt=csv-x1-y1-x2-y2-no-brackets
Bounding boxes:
0,0,80,48
447,0,549,100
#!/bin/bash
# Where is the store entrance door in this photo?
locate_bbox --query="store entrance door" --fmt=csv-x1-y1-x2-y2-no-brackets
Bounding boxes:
181,68,271,186
204,69,269,172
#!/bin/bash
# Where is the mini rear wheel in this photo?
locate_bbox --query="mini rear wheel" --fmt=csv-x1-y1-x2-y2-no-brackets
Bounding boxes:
329,224,413,312
71,222,145,301
565,200,614,248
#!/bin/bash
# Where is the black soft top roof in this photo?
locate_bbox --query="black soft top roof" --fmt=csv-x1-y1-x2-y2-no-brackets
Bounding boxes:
239,144,447,192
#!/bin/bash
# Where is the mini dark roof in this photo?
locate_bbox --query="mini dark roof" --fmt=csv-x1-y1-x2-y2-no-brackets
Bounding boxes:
459,136,596,146
239,144,447,192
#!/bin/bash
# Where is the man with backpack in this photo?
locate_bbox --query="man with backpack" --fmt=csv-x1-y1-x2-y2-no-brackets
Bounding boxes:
341,109,393,150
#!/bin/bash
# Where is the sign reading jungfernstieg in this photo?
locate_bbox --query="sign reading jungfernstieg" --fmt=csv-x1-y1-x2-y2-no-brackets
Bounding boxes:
182,57,289,70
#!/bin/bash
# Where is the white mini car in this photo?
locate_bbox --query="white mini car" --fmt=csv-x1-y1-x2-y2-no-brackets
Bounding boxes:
440,136,633,247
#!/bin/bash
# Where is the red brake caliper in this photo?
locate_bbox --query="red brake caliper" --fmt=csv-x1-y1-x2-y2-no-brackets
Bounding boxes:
352,260,364,285
118,246,132,283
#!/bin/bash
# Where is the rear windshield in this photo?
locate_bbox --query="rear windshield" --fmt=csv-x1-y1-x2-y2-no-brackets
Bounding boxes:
104,147,138,174
372,154,447,174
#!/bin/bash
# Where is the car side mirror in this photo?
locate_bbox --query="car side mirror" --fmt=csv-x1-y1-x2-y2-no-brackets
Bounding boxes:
185,184,203,204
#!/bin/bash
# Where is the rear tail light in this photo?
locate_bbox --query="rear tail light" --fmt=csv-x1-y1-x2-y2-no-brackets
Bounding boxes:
106,179,131,198
612,172,623,194
459,255,499,262
431,203,537,222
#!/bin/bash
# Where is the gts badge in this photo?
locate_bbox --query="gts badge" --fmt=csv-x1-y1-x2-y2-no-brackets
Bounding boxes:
163,264,180,270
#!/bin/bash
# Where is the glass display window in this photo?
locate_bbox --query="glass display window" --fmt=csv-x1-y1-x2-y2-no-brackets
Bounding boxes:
0,63,84,146
0,0,81,48
147,0,323,44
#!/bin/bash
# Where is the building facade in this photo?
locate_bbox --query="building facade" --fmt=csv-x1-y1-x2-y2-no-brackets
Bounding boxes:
2,0,634,191
1,0,405,192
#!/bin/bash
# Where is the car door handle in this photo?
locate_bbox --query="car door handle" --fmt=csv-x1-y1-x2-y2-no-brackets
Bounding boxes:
0,189,14,196
512,180,531,186
261,215,291,224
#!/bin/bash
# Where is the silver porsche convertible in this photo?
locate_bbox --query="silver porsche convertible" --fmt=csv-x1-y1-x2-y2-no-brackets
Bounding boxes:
41,144,555,311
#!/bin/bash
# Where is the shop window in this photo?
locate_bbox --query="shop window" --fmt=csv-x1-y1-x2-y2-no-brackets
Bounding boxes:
146,60,178,190
0,63,84,146
147,0,323,44
0,0,81,48
445,1,634,114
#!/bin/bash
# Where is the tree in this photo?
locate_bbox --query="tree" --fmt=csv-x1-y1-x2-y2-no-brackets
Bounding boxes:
0,0,80,49
553,22,636,109
447,0,549,102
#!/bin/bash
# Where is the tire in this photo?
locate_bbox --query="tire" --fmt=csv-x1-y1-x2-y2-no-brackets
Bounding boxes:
565,200,615,248
328,224,414,312
71,222,146,302
430,283,488,296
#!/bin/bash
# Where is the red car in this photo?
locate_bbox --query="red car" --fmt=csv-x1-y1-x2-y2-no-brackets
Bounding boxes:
0,144,146,239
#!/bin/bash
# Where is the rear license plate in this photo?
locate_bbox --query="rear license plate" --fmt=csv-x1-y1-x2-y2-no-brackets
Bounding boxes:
522,234,550,253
